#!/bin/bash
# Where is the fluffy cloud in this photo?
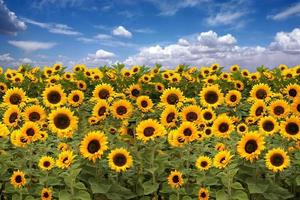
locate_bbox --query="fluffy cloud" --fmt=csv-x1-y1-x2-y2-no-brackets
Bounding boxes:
8,40,57,52
79,49,116,66
0,0,26,35
112,26,132,38
269,2,300,21
124,28,300,69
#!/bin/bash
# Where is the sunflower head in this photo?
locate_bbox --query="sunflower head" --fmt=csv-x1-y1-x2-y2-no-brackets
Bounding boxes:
136,119,166,143
10,170,26,188
265,148,290,172
41,187,52,200
250,83,272,100
280,116,300,140
199,85,223,107
213,150,232,169
212,115,234,138
198,187,209,200
3,87,26,106
56,150,75,169
111,99,133,120
195,156,212,171
42,85,67,108
108,148,133,172
160,87,184,106
160,105,178,128
167,170,184,189
39,156,55,171
136,96,153,112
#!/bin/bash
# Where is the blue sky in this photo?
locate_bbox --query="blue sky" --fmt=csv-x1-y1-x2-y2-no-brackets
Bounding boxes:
0,0,300,69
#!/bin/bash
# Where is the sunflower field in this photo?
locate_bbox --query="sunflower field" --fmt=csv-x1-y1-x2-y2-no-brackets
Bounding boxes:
0,63,300,200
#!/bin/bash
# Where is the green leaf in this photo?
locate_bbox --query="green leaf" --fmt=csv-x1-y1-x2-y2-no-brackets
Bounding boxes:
216,190,229,200
232,182,244,190
142,180,159,195
88,178,111,194
182,196,192,200
169,194,178,200
24,196,35,200
74,182,86,190
232,190,249,200
246,178,268,194
75,190,90,200
59,190,72,200
296,175,300,186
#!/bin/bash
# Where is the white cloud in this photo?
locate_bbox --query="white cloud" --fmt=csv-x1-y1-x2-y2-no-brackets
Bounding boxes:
207,11,245,26
269,2,300,20
112,26,132,38
80,49,116,66
8,40,57,52
94,34,112,40
124,29,300,69
23,18,81,36
20,58,32,63
0,53,14,62
94,49,115,59
0,0,26,35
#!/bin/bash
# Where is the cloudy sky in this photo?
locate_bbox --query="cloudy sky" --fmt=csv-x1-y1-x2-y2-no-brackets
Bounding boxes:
0,0,300,69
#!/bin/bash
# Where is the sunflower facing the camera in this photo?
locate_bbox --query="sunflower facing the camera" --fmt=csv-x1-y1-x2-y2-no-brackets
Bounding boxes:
108,148,133,172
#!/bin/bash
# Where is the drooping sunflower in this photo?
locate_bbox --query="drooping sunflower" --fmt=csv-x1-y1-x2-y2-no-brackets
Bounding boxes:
128,84,141,99
42,85,67,108
285,84,300,99
56,150,75,169
136,96,153,112
237,131,265,162
291,98,300,116
268,99,289,118
57,142,70,151
11,130,28,148
160,105,178,128
215,142,226,151
250,83,272,100
265,148,290,172
3,87,26,106
201,108,216,124
212,115,234,138
0,82,8,93
249,100,266,119
258,116,278,135
48,107,78,138
167,170,184,189
92,100,109,121
198,187,209,200
111,99,133,120
213,150,233,169
280,116,300,140
68,90,84,107
160,87,184,106
181,105,202,124
177,121,198,142
108,148,133,172
234,80,244,91
225,90,241,107
3,106,21,127
136,119,166,143
80,131,108,162
199,85,223,107
23,105,46,124
38,156,55,171
10,170,26,188
236,123,248,135
41,188,52,200
195,156,212,171
92,83,114,100
76,80,87,91
20,121,40,142
168,130,186,148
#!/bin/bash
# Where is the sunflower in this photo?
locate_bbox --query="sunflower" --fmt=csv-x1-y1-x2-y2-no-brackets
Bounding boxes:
80,131,108,162
213,150,233,169
92,100,109,120
210,63,220,71
77,80,87,91
23,105,46,124
201,108,216,124
212,115,234,138
168,130,186,148
3,87,26,106
10,170,26,188
237,131,265,162
291,98,300,116
234,80,244,91
57,142,70,151
136,119,166,143
215,143,225,151
265,148,290,172
195,156,212,171
42,85,67,108
56,150,75,169
285,84,300,99
230,64,240,72
155,83,165,93
108,148,133,172
258,116,278,135
41,188,52,200
203,127,213,138
177,121,198,142
160,87,184,106
128,84,141,99
167,170,184,189
20,121,40,142
38,156,55,171
250,83,272,100
136,96,153,112
198,188,209,200
160,105,178,128
0,82,7,93
236,123,248,134
241,69,250,77
48,107,78,138
68,90,84,107
181,105,202,124
131,65,141,74
111,99,133,120
3,106,21,127
268,100,289,118
11,130,28,148
199,85,223,107
249,100,266,119
92,83,114,100
280,116,300,140
225,90,241,107
0,123,10,138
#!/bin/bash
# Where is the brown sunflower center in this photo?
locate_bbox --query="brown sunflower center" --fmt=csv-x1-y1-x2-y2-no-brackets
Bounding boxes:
205,129,212,135
204,91,218,104
63,157,69,163
285,122,299,135
116,106,127,115
47,91,61,104
144,127,155,137
256,89,267,99
166,112,175,123
245,140,258,153
203,112,212,120
167,94,179,105
186,112,198,122
53,114,71,129
43,161,50,167
0,85,4,90
220,157,226,163
72,95,80,102
26,128,35,136
113,153,127,166
201,161,208,167
262,120,274,132
255,106,264,116
87,139,101,153
230,95,237,102
15,175,22,183
98,106,106,116
219,123,229,133
29,112,40,121
9,112,18,123
183,128,192,136
9,94,22,105
239,126,246,132
43,192,49,198
200,192,207,198
297,104,300,112
270,153,284,167
131,89,140,97
289,89,297,97
141,100,148,107
274,106,284,115
172,175,179,183
98,89,109,99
